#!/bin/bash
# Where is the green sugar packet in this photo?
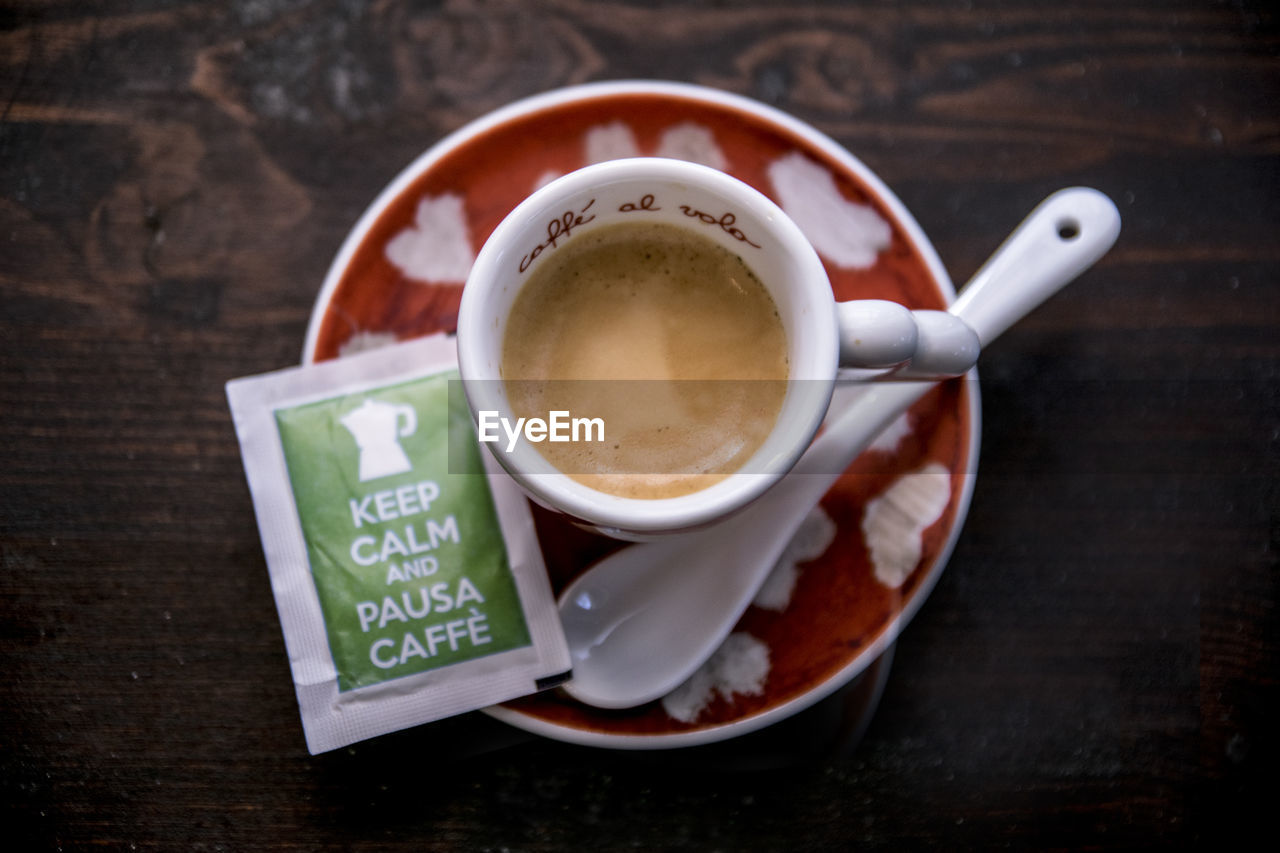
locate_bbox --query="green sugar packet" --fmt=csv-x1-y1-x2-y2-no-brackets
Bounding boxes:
226,334,570,754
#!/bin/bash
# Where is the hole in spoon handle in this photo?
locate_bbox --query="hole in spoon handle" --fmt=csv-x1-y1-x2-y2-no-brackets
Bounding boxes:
950,188,1121,347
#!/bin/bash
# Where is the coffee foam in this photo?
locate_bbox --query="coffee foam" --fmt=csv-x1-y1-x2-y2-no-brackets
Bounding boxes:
502,222,788,499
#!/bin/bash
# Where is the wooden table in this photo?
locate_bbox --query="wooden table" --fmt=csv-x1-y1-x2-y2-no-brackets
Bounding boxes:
3,1,1274,848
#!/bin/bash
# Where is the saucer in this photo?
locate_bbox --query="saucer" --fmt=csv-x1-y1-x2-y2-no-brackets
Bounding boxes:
305,81,979,750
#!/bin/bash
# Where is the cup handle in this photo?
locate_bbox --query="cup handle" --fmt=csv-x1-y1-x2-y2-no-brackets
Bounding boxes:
836,299,980,380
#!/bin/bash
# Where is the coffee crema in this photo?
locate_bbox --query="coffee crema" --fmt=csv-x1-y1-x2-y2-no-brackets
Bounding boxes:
501,221,788,499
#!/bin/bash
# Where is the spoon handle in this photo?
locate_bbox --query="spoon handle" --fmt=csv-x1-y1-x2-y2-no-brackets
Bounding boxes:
803,187,1120,479
951,187,1121,346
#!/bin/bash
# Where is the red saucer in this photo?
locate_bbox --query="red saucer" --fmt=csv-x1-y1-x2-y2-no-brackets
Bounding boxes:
306,81,977,749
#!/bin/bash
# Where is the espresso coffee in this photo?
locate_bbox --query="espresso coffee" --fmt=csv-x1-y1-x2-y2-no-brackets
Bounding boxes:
501,222,788,499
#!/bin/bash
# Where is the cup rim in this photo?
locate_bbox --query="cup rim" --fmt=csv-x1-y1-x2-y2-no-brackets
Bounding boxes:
456,157,838,535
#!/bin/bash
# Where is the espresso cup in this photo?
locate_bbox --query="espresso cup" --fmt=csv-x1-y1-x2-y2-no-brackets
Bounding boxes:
456,157,976,539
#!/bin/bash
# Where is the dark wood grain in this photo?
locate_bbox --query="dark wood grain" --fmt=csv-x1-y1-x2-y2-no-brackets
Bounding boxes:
2,1,1276,849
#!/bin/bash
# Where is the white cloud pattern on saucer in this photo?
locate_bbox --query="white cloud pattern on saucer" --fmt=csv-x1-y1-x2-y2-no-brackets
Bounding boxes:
661,632,770,724
753,505,838,612
537,121,729,190
338,330,399,358
867,411,913,454
654,122,728,171
862,462,952,588
767,152,892,269
384,193,475,283
585,121,642,163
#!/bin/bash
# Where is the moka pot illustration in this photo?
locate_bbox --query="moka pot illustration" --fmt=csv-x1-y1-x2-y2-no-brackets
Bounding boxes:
340,399,418,481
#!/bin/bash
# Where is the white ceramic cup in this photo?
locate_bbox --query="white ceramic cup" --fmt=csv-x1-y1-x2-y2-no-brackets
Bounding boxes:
456,157,977,539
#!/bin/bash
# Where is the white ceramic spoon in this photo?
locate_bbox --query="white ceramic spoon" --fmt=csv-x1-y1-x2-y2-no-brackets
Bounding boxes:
557,187,1122,710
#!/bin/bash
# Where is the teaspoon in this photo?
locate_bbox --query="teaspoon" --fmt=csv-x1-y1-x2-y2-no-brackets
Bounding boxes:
557,188,1121,710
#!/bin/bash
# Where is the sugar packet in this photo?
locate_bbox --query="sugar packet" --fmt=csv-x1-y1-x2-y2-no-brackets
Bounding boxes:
226,334,570,754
